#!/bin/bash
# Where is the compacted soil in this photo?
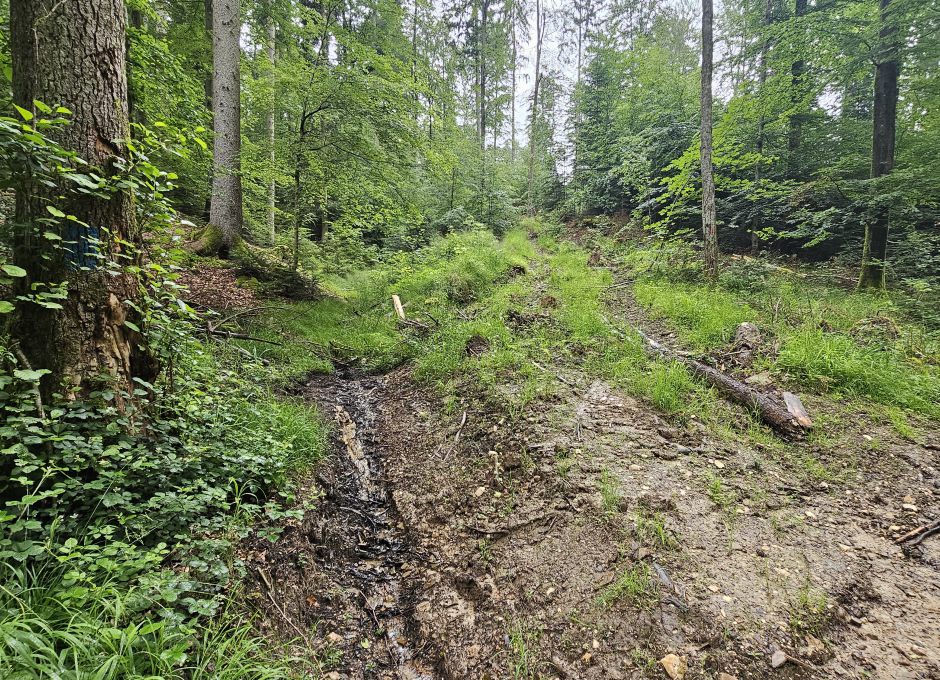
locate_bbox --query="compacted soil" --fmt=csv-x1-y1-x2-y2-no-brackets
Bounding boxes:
242,269,939,680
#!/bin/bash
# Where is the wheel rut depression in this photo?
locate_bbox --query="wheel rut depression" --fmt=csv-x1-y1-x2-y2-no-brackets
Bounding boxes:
302,371,438,680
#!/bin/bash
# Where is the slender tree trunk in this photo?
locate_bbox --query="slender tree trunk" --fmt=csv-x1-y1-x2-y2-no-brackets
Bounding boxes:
510,16,517,161
527,0,544,216
10,0,156,400
266,15,277,246
859,0,899,289
787,0,807,175
208,0,243,257
700,0,718,282
752,0,774,254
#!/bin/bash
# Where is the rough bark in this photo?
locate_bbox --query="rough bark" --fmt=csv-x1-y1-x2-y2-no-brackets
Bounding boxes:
209,0,244,257
858,0,899,290
639,332,805,436
700,0,719,282
10,0,156,400
266,15,278,246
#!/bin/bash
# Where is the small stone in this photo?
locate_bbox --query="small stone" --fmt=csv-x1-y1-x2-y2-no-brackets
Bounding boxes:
708,584,720,593
902,503,918,512
800,634,826,660
713,460,725,469
629,464,642,471
659,653,687,680
657,448,679,461
326,632,343,644
581,652,593,665
719,674,738,680
770,649,788,668
474,486,486,497
805,510,816,519
756,545,769,557
592,639,600,650
545,586,556,597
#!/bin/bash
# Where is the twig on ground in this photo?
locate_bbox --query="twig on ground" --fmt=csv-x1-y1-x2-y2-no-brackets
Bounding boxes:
895,519,940,546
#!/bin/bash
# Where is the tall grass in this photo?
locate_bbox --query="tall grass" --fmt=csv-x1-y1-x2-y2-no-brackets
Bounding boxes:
0,564,300,680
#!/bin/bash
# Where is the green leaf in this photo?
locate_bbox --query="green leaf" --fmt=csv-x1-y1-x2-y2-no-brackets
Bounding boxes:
33,100,52,114
46,205,66,218
13,369,50,381
2,265,27,278
0,301,14,314
13,105,33,122
123,320,141,332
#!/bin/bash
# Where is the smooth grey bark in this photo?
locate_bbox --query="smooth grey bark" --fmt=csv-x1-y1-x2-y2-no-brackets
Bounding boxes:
859,0,899,289
527,0,544,216
701,0,718,282
209,0,244,257
266,15,277,245
10,0,156,399
752,0,775,253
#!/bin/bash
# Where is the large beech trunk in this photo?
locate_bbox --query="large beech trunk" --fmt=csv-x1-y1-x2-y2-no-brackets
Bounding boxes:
700,0,718,281
858,0,899,290
10,0,156,401
208,0,244,257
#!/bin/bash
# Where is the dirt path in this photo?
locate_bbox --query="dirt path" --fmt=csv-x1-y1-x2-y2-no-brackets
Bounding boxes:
245,256,940,679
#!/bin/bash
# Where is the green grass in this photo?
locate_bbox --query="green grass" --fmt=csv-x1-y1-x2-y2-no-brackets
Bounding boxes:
614,239,940,420
507,621,540,679
0,565,303,679
633,509,677,549
778,327,940,414
597,563,657,608
598,469,622,517
633,280,755,350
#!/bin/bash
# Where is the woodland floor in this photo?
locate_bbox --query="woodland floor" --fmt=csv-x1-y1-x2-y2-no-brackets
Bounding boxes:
226,233,939,680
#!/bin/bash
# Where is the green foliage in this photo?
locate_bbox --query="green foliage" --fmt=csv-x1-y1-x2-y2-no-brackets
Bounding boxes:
634,280,755,350
778,328,940,414
0,564,302,679
598,562,657,609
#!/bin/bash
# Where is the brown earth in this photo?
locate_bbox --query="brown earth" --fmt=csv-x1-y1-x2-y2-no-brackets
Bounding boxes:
241,265,939,680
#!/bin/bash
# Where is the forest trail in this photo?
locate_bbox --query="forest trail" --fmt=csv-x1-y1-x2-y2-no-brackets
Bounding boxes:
243,235,939,680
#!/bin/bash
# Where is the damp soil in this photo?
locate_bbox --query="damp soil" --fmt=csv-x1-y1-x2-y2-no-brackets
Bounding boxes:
243,301,939,679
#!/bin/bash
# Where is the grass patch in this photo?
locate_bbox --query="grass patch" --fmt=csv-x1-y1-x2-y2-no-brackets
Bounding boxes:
0,565,303,679
789,583,830,635
777,327,940,414
633,280,754,351
598,469,622,517
598,563,657,608
634,509,677,549
507,621,540,679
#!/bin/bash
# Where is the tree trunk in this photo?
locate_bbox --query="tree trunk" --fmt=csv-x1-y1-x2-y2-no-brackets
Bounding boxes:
527,0,544,216
510,15,517,161
266,14,278,246
752,0,774,254
700,0,719,282
209,0,243,258
787,0,807,175
10,0,156,401
858,0,899,290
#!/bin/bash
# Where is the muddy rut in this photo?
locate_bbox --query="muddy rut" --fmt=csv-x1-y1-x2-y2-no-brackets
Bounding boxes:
246,364,940,679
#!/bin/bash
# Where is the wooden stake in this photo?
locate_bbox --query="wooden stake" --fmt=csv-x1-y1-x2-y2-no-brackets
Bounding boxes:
391,294,406,321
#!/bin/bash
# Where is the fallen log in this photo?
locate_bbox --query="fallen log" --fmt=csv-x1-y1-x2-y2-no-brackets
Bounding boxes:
637,330,808,436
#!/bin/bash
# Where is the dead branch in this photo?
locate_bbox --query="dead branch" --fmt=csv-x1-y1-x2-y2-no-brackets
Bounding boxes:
636,329,807,436
205,328,283,345
894,519,940,545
